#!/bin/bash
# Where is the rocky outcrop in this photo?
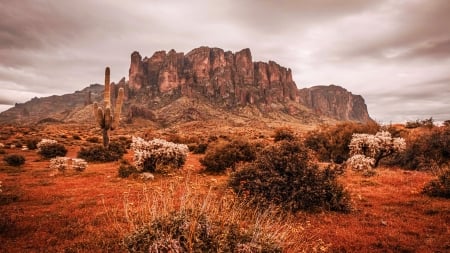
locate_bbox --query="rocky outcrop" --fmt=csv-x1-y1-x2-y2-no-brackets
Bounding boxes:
0,47,373,125
0,84,104,124
297,85,371,122
128,47,298,107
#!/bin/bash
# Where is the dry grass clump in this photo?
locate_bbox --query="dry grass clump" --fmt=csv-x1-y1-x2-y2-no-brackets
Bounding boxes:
115,175,320,252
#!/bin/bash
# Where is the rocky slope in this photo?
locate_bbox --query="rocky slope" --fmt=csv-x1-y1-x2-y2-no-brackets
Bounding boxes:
0,47,372,126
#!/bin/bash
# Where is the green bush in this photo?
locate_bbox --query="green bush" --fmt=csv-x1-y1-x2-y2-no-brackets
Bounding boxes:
38,143,67,159
118,160,138,178
423,168,450,198
229,141,351,212
305,122,379,163
123,210,281,253
77,142,126,162
273,127,296,142
3,154,25,167
200,139,256,173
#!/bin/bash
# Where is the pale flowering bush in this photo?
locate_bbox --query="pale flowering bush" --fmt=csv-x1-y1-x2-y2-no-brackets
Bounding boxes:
131,136,189,172
347,131,406,171
49,157,87,172
50,157,70,172
72,158,88,172
37,139,58,151
346,154,375,171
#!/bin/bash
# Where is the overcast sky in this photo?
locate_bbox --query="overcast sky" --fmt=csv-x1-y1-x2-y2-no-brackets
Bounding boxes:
1,0,449,123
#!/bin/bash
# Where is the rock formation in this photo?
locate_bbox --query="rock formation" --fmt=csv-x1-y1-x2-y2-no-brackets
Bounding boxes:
127,47,298,107
127,46,370,122
0,47,372,125
297,85,371,122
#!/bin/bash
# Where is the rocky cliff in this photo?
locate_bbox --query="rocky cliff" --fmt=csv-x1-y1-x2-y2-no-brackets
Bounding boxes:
128,47,297,107
0,47,372,125
127,47,370,122
298,85,371,122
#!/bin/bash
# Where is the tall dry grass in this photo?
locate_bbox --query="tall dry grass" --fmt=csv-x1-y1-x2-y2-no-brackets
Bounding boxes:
103,172,328,252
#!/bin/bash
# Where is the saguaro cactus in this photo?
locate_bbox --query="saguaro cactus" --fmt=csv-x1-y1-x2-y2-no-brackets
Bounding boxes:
93,67,124,147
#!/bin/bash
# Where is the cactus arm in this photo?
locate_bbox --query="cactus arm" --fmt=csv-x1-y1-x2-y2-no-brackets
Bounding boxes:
97,107,105,128
93,102,98,121
112,88,124,130
104,107,112,129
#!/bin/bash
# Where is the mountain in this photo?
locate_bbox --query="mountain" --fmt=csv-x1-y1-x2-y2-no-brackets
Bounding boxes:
0,47,372,126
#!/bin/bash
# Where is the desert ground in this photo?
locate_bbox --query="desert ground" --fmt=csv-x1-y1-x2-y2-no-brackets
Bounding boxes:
0,123,449,252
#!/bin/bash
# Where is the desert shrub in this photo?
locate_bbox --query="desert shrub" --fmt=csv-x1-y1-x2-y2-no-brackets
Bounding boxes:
0,149,5,155
72,158,88,172
305,122,379,163
423,168,450,198
86,136,100,143
229,141,351,212
405,117,434,129
118,159,138,178
273,127,296,142
77,142,126,162
346,154,374,171
116,136,132,149
37,139,67,159
3,154,25,167
25,138,39,150
188,143,208,154
49,157,69,171
131,137,188,173
123,209,282,253
398,127,450,170
444,120,450,127
347,131,406,169
50,157,87,172
12,140,23,148
200,139,256,173
72,135,81,140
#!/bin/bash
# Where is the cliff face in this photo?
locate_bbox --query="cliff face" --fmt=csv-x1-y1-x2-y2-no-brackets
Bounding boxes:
297,85,371,122
128,47,297,107
127,47,370,122
0,47,372,125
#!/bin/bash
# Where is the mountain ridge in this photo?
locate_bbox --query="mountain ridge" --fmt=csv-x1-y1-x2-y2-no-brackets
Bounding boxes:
0,47,372,126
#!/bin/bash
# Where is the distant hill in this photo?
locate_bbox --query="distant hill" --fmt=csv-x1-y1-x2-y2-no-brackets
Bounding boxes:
0,47,372,126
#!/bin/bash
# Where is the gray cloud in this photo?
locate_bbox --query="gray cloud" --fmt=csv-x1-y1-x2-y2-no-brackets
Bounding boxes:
338,0,450,61
0,0,449,123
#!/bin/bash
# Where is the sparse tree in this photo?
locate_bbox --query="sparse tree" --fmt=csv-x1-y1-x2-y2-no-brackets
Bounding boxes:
348,131,406,168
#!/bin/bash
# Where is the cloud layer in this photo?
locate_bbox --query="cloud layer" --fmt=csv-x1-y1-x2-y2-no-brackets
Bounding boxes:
0,0,449,123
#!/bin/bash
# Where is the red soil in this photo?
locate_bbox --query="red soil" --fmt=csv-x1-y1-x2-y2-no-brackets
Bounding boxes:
0,142,449,252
